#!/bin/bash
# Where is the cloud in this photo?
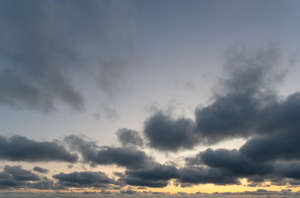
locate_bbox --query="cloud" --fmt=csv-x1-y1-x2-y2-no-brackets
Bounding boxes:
4,166,40,182
116,128,143,147
142,46,287,151
120,164,178,188
144,111,198,151
194,46,283,143
53,171,114,188
185,148,272,182
0,135,78,162
0,165,40,189
0,0,136,112
177,167,239,185
184,143,300,186
33,167,49,174
65,135,154,169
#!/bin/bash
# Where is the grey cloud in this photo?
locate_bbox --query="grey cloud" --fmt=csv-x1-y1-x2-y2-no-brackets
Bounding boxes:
240,132,300,162
144,111,198,151
185,144,300,186
116,128,143,147
0,135,78,162
0,165,40,189
177,167,239,185
143,46,285,151
120,162,241,187
65,135,154,169
186,149,272,176
194,46,283,143
0,0,136,112
4,166,40,182
120,164,178,188
53,171,114,188
33,167,49,174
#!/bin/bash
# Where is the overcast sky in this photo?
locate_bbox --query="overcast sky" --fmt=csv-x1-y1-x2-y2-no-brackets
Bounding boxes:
0,0,300,196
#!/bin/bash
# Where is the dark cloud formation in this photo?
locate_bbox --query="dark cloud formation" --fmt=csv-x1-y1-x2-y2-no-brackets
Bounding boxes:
4,166,40,182
177,167,239,185
120,164,178,188
186,149,272,176
143,46,289,151
0,135,78,162
185,147,300,186
53,171,114,188
29,178,64,190
119,163,242,188
184,149,272,185
65,135,154,169
0,165,40,189
116,128,143,147
139,46,300,186
0,165,115,190
33,166,49,174
0,0,135,112
144,111,198,151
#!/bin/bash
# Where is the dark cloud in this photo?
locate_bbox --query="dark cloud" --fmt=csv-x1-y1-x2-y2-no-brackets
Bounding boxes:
120,164,178,188
1,165,115,190
65,135,154,169
53,171,114,188
144,111,198,151
240,132,300,162
194,46,283,143
177,167,239,185
0,165,40,189
33,166,49,174
4,166,40,182
184,145,300,186
116,128,143,147
0,0,135,112
143,46,287,151
186,149,272,176
0,135,78,162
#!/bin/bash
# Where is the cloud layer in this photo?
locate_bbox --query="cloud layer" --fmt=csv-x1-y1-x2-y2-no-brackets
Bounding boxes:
0,0,135,111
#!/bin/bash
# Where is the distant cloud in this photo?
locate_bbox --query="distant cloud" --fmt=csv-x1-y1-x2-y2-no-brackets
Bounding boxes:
116,128,143,147
65,135,154,169
0,135,78,162
144,111,198,151
143,46,290,151
33,166,49,174
53,171,114,188
120,164,178,188
0,165,40,189
0,0,136,112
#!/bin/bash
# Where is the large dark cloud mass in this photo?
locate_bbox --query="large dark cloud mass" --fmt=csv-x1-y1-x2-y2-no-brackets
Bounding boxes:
0,135,78,162
0,0,135,111
143,46,288,151
133,46,300,187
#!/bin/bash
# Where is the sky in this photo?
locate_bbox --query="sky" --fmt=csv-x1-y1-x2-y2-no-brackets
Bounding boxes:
1,0,300,197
